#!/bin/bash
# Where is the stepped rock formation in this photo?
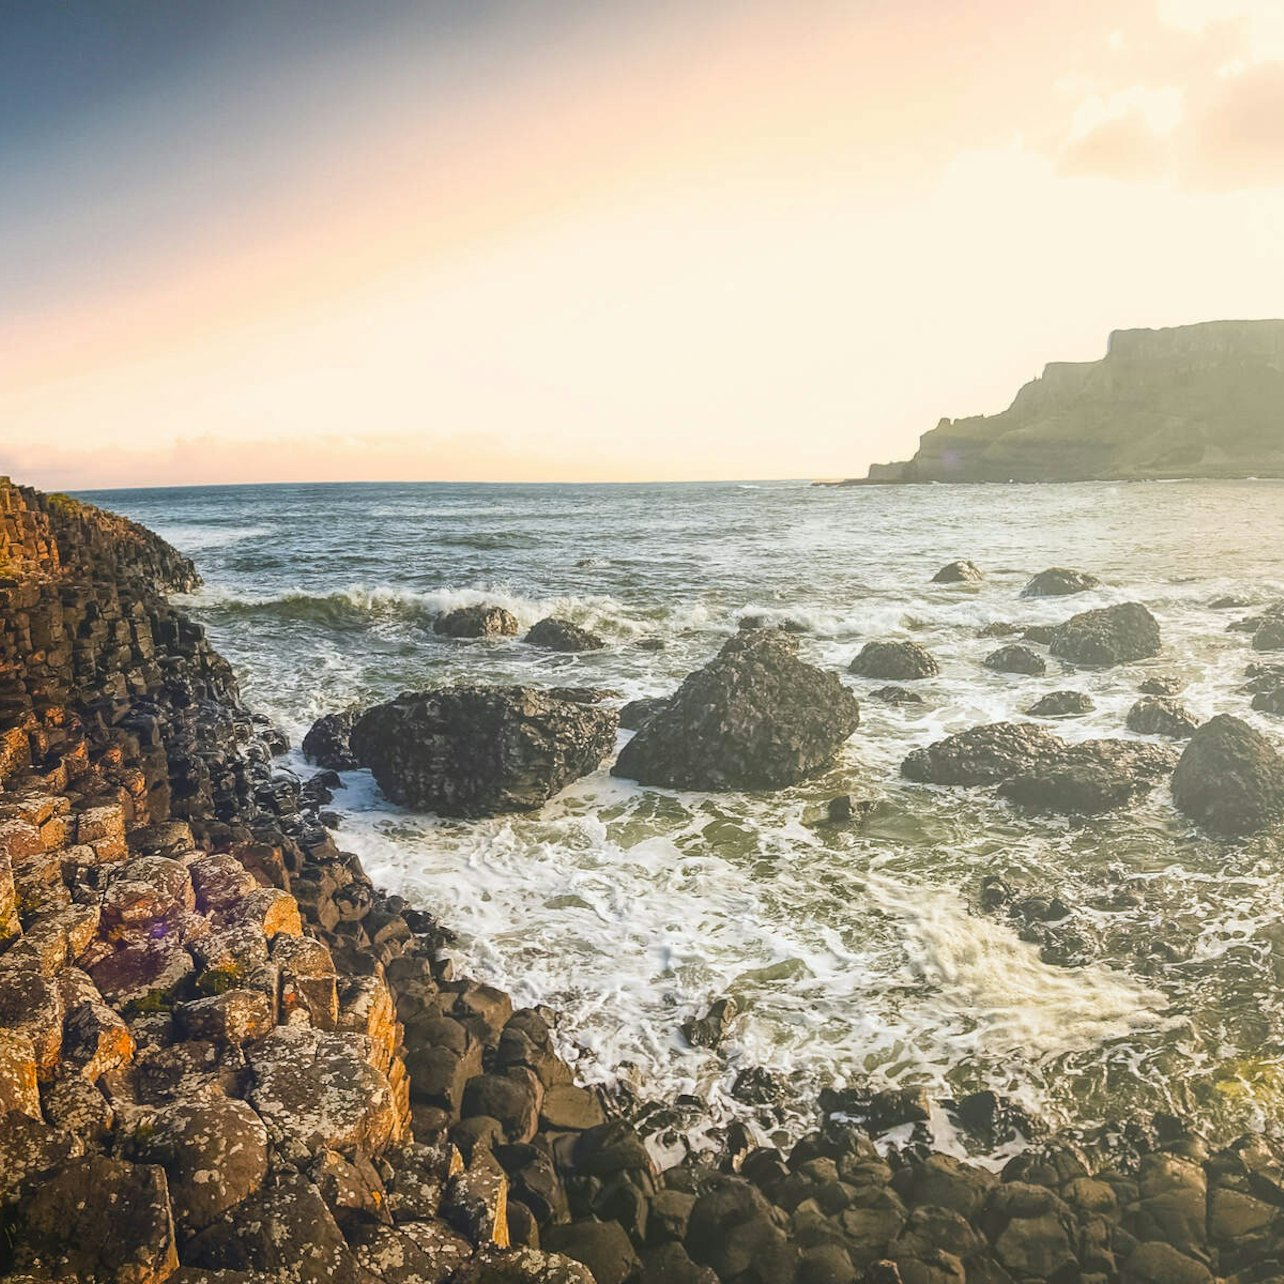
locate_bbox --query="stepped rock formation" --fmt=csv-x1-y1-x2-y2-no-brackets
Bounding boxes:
4,476,1284,1280
844,320,1284,483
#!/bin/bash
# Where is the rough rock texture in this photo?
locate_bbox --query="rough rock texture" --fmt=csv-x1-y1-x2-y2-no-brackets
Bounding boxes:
434,605,520,639
984,644,1046,676
301,711,359,771
1027,690,1095,718
617,695,671,731
1127,696,1199,739
525,618,605,652
351,687,618,816
931,560,983,584
1172,713,1284,836
1051,602,1162,668
849,641,939,681
1021,568,1101,598
851,320,1284,482
904,722,1177,814
612,630,861,790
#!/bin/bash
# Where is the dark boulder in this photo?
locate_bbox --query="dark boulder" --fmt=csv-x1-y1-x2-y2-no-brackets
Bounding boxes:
612,630,860,790
1021,624,1057,645
1021,568,1100,597
302,712,359,771
525,617,605,652
351,686,618,816
850,641,939,681
1172,714,1284,837
1252,688,1284,716
1210,594,1252,610
435,605,519,639
984,645,1046,676
1139,674,1183,695
999,740,1178,816
1127,697,1198,739
1026,691,1094,718
932,561,983,584
619,696,671,731
1253,617,1284,652
902,722,1061,786
1050,602,1161,667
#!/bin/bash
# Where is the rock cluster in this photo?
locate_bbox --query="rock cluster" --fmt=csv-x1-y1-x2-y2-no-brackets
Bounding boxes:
903,722,1178,815
612,630,860,790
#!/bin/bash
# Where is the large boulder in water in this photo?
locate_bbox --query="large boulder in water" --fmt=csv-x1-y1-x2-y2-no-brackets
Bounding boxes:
999,740,1178,815
849,640,939,681
1171,714,1284,837
1049,602,1161,667
611,630,860,790
1021,568,1100,597
351,686,618,816
525,617,604,652
434,605,519,639
902,722,1061,786
984,644,1046,676
1127,696,1198,739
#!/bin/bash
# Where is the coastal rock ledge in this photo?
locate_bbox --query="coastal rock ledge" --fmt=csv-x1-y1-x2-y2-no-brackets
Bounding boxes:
830,319,1284,483
4,476,1284,1282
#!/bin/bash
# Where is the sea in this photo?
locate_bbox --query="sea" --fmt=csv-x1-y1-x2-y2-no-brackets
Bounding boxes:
80,478,1284,1160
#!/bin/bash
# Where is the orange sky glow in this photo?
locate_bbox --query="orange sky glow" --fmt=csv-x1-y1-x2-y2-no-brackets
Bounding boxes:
3,0,1283,488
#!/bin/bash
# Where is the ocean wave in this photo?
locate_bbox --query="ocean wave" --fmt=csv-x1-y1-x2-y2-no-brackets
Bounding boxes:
150,523,273,554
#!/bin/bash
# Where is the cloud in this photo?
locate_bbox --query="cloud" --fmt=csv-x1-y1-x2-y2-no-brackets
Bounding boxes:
1184,60,1284,188
1059,109,1175,180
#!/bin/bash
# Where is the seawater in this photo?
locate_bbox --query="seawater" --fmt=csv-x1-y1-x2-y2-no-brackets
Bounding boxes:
82,479,1284,1154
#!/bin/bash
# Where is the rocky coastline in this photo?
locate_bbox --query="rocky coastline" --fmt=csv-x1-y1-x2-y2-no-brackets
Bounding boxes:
4,479,1284,1283
823,320,1284,486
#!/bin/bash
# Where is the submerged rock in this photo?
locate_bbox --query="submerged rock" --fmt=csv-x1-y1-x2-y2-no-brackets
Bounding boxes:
1021,568,1100,597
870,685,925,705
1172,714,1284,837
435,605,519,639
612,630,860,790
1139,674,1183,696
1253,617,1284,652
984,644,1046,676
902,722,1061,786
1026,691,1094,718
1127,696,1199,739
932,560,983,584
525,617,605,652
351,686,618,815
302,712,359,771
1050,602,1161,667
849,640,940,681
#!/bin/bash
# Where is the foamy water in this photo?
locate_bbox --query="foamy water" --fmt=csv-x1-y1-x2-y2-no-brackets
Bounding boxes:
84,479,1284,1153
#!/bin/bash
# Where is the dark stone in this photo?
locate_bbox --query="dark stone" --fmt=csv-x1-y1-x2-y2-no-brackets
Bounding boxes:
1021,568,1100,597
983,645,1046,676
1252,687,1284,716
1139,674,1183,696
1254,617,1284,651
618,696,671,731
870,686,925,705
1172,714,1284,836
543,1220,640,1284
1050,602,1161,667
850,642,939,681
1127,697,1198,739
612,631,860,790
998,739,1178,816
302,712,360,771
352,686,618,816
525,618,605,652
681,997,738,1049
932,561,983,584
1021,624,1058,645
435,605,519,639
686,1178,799,1283
902,722,1062,786
1026,690,1094,718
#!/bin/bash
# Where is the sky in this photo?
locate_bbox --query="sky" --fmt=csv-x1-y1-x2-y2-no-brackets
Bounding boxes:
2,0,1283,488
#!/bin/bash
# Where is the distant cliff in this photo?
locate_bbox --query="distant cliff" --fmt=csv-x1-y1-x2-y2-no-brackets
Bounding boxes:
840,319,1284,484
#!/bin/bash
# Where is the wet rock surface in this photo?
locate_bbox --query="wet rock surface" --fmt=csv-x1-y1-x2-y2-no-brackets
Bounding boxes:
1050,601,1162,668
849,641,939,681
1021,567,1100,597
435,606,521,639
1172,713,1284,836
613,630,860,790
1026,690,1094,718
983,644,1046,676
931,560,983,584
525,618,605,652
351,687,619,816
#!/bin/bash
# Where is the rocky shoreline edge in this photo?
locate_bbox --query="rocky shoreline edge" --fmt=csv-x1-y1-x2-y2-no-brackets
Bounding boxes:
3,478,1284,1283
